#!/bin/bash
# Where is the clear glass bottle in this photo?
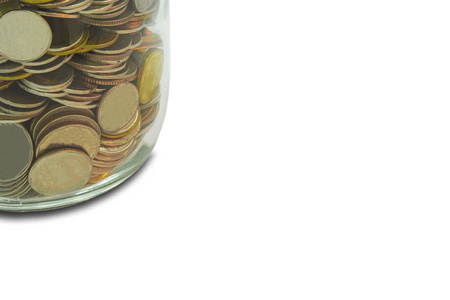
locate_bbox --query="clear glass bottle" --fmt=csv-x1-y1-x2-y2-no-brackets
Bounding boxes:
0,0,170,212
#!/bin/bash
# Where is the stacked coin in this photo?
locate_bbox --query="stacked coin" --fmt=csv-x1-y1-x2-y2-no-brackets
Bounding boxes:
0,0,164,197
0,123,33,197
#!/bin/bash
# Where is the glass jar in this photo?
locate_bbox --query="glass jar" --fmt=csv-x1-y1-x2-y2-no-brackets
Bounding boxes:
0,0,170,212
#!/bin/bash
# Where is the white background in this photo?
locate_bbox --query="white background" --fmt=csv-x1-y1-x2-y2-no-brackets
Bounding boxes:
2,0,450,299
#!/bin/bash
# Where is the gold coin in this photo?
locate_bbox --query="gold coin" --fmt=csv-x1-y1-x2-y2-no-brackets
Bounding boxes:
0,70,32,81
140,84,160,109
137,48,163,104
0,123,33,182
0,11,52,62
97,82,139,134
28,148,93,196
0,0,20,17
36,122,101,158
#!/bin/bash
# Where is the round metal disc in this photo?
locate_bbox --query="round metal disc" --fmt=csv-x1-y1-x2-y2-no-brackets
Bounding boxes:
0,11,52,62
0,123,33,182
97,82,139,134
28,148,93,196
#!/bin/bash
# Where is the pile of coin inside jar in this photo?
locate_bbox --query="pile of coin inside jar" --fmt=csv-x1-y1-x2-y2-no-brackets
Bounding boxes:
0,0,163,197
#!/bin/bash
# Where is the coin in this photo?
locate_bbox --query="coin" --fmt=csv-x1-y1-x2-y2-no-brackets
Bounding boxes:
21,54,59,67
137,48,163,104
132,0,153,13
0,11,52,62
36,0,77,9
35,114,100,142
36,122,101,158
0,123,33,182
49,96,98,109
64,92,103,102
81,48,132,61
79,3,113,15
93,34,131,54
0,70,32,81
69,55,121,71
0,0,20,17
24,54,73,74
81,5,126,20
0,98,48,117
18,81,69,97
31,104,94,138
0,83,47,108
0,61,25,74
31,9,80,19
21,64,74,91
54,0,93,13
97,82,139,134
64,77,97,94
19,0,53,4
135,32,162,50
105,20,145,35
81,27,119,51
140,84,160,109
28,148,93,196
48,19,84,52
80,6,135,27
0,80,14,91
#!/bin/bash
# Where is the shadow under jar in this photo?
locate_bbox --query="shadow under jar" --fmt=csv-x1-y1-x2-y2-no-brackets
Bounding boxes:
0,0,169,212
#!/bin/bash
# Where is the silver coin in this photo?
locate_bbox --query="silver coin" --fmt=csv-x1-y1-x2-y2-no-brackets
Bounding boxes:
0,11,52,62
132,0,154,13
